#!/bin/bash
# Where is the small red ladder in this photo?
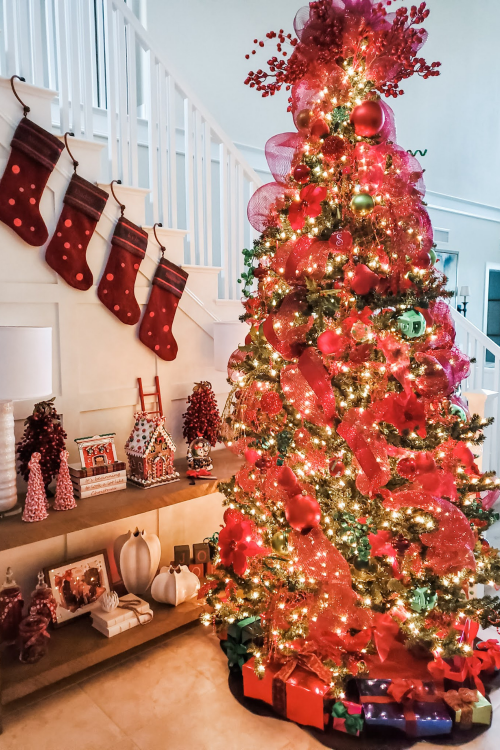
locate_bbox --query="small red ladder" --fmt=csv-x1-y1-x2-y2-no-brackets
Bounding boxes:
137,376,164,417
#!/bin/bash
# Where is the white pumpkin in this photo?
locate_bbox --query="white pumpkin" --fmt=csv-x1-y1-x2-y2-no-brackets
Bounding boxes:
101,590,119,613
151,565,200,606
119,528,161,594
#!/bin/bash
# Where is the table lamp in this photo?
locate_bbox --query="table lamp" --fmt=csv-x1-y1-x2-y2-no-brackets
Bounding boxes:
0,327,52,513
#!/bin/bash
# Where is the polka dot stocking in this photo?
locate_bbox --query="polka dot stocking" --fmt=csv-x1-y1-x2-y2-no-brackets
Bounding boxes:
45,174,108,290
139,257,188,361
97,216,148,325
0,118,64,246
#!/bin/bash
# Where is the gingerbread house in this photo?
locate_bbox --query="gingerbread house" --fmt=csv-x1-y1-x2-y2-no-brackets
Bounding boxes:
125,412,179,488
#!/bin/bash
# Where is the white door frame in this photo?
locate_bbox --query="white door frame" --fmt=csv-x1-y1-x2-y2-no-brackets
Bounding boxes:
483,263,500,334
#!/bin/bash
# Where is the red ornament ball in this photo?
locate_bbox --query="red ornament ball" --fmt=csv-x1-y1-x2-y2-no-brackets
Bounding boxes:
244,448,260,465
317,329,345,356
310,117,330,139
296,109,312,132
261,391,283,416
285,493,321,532
349,264,379,295
279,466,301,495
329,230,353,253
293,164,311,184
350,100,385,137
329,459,345,477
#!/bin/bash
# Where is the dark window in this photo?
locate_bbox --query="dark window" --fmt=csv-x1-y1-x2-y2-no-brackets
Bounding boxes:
486,270,500,362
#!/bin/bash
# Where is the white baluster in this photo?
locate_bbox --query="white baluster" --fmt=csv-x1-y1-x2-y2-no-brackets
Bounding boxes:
104,0,118,178
157,64,169,225
45,0,58,92
126,25,139,185
80,0,94,138
68,0,82,136
55,0,70,133
184,98,195,264
16,0,32,82
195,110,205,266
236,164,244,301
203,121,213,266
147,50,159,222
219,143,229,300
116,11,129,183
166,75,177,229
229,152,237,299
29,0,44,87
3,0,17,77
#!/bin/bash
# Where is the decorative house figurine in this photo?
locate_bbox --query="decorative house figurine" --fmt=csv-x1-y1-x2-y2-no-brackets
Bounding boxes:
186,436,215,479
397,309,426,338
125,412,179,488
75,433,118,469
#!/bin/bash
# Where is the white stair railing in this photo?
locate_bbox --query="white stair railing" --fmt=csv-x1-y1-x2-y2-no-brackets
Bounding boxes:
450,307,500,474
0,0,262,300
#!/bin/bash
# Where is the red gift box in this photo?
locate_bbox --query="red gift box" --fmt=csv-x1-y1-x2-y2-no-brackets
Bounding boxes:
242,655,331,730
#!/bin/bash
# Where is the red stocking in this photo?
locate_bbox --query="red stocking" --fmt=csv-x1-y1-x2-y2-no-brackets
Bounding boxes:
45,174,108,290
0,118,64,245
97,217,148,325
139,257,188,361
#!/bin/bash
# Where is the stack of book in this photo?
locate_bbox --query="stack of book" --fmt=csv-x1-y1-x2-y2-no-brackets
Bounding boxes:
69,461,127,499
91,594,153,637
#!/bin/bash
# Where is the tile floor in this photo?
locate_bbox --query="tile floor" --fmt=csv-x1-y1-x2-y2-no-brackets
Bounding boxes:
0,625,499,750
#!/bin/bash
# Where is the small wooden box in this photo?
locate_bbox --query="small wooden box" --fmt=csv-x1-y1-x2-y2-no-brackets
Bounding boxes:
193,543,211,565
174,545,191,565
189,562,204,578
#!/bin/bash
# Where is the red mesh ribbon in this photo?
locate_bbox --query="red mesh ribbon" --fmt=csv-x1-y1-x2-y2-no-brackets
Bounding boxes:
384,489,476,574
265,132,306,184
476,639,500,670
415,347,470,397
281,362,329,425
285,237,331,282
377,333,411,391
263,290,313,360
297,347,336,423
247,182,289,232
337,408,391,495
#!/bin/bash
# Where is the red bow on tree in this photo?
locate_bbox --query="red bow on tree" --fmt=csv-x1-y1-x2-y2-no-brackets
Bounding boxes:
372,390,427,438
288,185,327,230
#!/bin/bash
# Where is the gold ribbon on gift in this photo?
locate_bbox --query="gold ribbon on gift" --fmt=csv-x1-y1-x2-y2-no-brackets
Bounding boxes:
442,688,478,730
118,597,153,625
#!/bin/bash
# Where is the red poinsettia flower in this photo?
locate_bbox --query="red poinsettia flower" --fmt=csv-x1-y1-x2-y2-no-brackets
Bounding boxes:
368,529,394,557
288,184,327,231
372,390,427,437
218,509,264,576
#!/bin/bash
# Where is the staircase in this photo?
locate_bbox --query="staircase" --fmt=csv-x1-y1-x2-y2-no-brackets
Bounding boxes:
0,0,261,302
0,0,499,478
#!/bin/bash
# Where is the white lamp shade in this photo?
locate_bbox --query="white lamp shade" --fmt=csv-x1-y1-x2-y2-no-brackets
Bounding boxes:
0,327,53,401
213,321,247,372
460,286,470,297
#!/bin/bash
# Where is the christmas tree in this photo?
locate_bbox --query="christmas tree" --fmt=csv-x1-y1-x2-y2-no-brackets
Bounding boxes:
53,450,77,511
183,382,221,446
203,0,500,712
17,398,67,493
22,453,48,523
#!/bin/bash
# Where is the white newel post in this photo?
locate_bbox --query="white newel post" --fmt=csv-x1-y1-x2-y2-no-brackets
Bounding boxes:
463,389,499,473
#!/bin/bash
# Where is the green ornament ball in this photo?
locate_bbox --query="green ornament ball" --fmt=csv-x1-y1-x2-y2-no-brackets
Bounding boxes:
450,404,467,422
429,248,437,265
350,193,375,217
271,530,288,554
397,309,426,339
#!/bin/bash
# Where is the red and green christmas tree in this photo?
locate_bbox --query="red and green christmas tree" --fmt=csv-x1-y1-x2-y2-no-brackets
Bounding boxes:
203,0,500,729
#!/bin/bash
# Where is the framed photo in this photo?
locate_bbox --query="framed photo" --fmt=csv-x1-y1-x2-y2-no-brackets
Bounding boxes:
44,550,113,627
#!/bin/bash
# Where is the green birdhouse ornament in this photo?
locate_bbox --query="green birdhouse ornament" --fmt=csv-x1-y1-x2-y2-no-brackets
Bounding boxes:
397,309,426,339
450,404,467,422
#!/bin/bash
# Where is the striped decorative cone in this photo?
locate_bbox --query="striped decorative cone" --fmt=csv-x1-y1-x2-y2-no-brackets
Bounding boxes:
53,450,77,511
139,257,188,361
22,453,48,523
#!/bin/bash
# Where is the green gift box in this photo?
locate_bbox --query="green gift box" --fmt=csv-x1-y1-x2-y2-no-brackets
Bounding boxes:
222,617,262,671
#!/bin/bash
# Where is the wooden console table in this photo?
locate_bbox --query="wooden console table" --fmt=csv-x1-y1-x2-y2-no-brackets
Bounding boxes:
0,449,241,728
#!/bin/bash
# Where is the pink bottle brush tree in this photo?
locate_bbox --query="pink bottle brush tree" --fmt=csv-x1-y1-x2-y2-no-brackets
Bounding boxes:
22,453,49,523
53,450,77,511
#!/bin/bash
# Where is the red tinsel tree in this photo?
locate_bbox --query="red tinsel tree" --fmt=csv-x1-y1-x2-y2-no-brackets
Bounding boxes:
53,450,77,511
17,398,67,492
203,0,500,712
183,382,221,446
22,453,48,523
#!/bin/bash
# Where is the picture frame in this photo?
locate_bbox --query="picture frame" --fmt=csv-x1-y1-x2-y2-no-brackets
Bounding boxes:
44,550,113,627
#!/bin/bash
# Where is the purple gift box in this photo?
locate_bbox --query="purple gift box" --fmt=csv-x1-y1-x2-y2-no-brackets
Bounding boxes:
356,679,452,738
